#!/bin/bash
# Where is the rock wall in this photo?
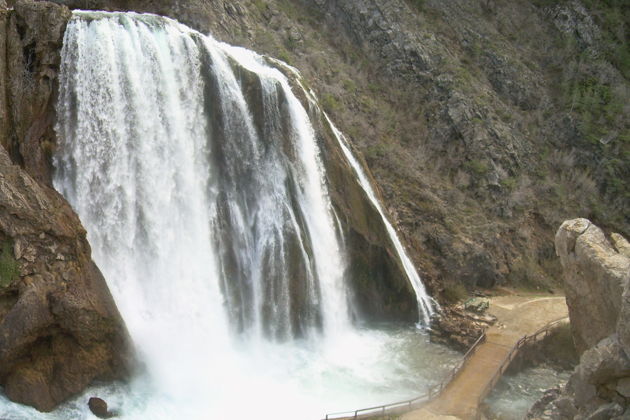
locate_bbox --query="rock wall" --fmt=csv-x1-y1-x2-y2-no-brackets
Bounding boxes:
0,0,131,412
531,219,630,419
3,0,70,184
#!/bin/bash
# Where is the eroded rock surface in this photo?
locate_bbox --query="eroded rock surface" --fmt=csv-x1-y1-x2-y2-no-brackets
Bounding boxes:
556,218,630,354
0,143,131,412
0,1,131,411
529,219,630,419
4,0,71,184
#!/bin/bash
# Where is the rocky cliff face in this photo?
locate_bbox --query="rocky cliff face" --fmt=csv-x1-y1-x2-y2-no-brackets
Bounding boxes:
2,0,70,184
0,0,131,412
0,146,131,412
531,219,630,419
41,0,629,304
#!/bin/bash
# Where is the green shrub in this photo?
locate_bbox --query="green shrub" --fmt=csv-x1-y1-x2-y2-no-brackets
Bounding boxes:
342,79,357,93
464,159,489,177
442,281,468,304
321,93,341,113
500,177,517,191
409,0,426,11
0,241,19,288
276,49,292,65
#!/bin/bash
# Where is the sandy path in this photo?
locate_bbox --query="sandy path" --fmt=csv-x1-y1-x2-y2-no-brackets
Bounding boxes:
399,295,568,420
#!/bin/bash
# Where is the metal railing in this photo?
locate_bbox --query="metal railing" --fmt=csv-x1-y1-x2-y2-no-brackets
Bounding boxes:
477,316,569,405
323,332,487,419
323,316,569,420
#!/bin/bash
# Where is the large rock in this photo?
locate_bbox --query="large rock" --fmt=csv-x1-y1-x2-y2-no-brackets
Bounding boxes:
0,144,131,411
577,335,630,385
555,218,630,354
537,219,630,419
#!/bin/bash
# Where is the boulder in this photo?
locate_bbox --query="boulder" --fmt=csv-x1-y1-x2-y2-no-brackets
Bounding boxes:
586,403,624,420
0,145,131,411
525,387,561,419
553,396,578,419
577,335,630,385
464,297,489,313
88,397,115,418
539,219,630,419
616,377,630,398
555,218,630,354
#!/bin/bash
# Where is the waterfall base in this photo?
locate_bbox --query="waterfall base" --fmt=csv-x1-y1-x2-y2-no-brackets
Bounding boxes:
0,326,460,420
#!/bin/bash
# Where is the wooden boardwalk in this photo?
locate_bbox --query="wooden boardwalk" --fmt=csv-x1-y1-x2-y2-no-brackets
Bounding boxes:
323,295,569,420
401,296,569,420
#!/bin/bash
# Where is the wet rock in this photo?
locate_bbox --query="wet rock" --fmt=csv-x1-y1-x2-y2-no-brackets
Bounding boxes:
0,1,132,411
554,396,578,418
586,403,624,420
464,297,489,313
88,397,115,418
526,387,561,419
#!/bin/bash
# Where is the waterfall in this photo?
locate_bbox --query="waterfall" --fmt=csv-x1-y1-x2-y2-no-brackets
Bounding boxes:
55,10,350,344
267,61,435,323
46,10,437,420
325,118,435,323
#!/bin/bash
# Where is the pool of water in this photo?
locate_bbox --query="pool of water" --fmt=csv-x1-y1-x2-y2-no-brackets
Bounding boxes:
0,326,461,420
483,365,570,420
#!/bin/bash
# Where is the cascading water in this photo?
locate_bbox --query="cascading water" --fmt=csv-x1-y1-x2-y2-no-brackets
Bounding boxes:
0,10,457,420
262,58,435,324
55,10,351,345
325,119,436,323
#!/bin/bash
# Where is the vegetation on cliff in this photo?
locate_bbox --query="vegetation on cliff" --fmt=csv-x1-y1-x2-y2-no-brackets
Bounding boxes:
0,240,19,288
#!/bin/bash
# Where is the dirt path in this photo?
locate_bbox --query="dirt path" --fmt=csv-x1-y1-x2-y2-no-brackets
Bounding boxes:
400,295,568,420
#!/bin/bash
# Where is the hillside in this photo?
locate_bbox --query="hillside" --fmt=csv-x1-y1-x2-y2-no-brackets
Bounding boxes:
38,0,629,300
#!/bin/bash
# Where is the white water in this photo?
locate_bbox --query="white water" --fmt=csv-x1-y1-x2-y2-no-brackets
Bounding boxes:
324,118,435,323
264,57,435,323
1,10,445,420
